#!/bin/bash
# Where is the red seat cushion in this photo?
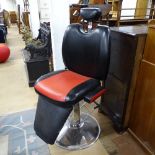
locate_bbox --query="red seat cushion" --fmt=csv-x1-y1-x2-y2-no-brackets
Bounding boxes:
34,70,100,102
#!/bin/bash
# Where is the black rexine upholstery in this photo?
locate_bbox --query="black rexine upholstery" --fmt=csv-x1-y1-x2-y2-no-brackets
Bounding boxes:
80,8,101,21
62,24,110,80
35,95,73,143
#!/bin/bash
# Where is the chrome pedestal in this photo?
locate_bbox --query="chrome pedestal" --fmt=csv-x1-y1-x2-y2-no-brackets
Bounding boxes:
55,103,100,150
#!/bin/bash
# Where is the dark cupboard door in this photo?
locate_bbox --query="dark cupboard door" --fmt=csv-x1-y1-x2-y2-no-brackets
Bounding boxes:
102,30,138,131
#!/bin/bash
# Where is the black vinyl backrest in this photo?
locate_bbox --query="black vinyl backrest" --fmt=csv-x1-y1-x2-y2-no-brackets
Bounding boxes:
62,24,110,80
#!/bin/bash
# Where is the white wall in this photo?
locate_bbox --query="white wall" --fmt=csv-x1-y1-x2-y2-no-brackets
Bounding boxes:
15,0,24,10
15,0,24,16
69,0,79,4
49,0,69,70
49,0,78,70
16,0,40,38
0,0,16,11
29,0,40,38
38,0,50,22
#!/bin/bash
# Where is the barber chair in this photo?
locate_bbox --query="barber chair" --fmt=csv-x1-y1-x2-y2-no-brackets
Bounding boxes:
34,8,110,150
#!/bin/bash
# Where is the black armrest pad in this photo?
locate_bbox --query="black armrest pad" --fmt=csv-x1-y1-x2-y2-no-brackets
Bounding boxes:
84,86,106,103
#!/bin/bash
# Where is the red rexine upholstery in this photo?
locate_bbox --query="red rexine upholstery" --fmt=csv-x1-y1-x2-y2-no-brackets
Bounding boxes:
35,70,99,102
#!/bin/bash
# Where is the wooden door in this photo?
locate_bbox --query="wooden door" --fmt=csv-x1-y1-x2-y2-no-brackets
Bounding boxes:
129,25,155,152
129,60,155,151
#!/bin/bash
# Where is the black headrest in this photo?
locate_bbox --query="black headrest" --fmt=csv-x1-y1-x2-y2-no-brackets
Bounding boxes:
80,8,101,21
70,4,88,8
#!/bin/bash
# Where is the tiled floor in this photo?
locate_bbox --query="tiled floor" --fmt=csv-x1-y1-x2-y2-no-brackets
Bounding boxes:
49,141,108,155
0,25,148,155
0,26,37,115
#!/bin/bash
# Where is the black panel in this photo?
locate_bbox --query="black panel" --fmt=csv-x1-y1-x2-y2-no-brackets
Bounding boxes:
109,31,137,82
103,74,127,127
101,30,140,132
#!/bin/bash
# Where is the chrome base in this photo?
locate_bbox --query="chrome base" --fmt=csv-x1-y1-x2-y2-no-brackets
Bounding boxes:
55,113,100,150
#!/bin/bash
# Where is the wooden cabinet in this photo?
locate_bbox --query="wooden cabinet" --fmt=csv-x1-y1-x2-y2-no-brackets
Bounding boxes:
143,26,155,64
129,60,155,151
101,25,147,132
89,0,105,4
129,25,155,153
9,11,17,23
135,0,148,18
22,12,30,27
108,0,120,19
